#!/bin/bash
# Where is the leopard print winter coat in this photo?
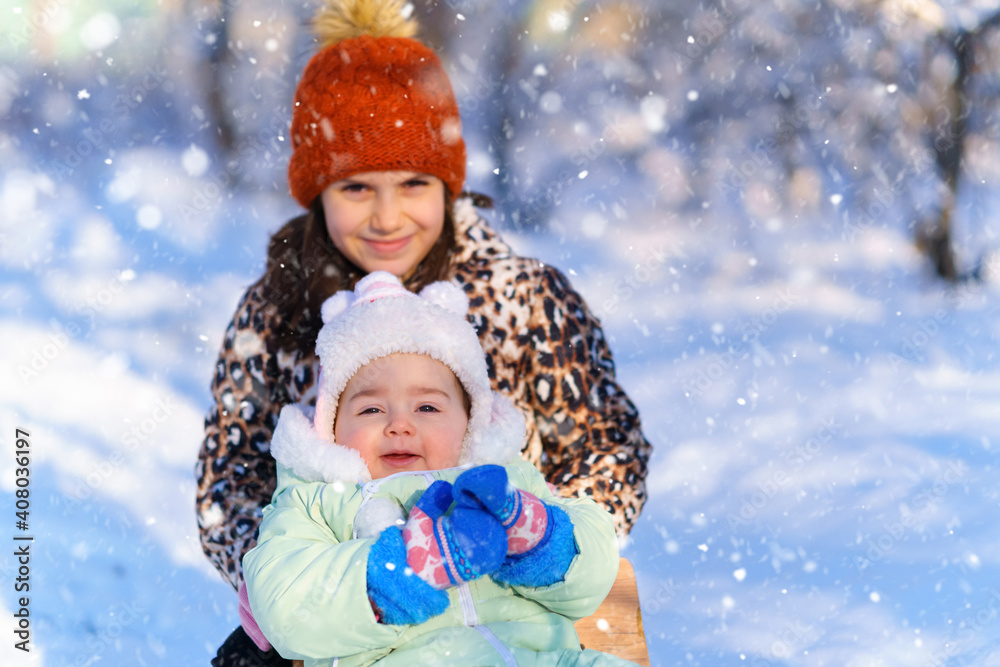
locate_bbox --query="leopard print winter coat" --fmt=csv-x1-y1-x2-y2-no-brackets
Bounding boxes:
195,198,653,591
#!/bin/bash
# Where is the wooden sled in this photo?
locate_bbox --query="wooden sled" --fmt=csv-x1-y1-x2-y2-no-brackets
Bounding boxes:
291,557,648,666
575,558,649,665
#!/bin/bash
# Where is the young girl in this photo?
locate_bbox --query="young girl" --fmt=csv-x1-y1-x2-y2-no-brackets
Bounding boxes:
198,0,653,661
240,272,635,666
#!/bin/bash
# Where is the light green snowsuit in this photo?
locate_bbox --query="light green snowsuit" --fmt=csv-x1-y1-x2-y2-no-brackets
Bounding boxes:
243,454,634,667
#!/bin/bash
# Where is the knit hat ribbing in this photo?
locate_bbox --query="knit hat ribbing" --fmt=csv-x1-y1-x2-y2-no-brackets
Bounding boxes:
287,1,466,208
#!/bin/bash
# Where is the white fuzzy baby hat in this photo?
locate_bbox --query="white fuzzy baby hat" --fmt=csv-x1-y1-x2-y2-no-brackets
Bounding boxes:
269,271,526,485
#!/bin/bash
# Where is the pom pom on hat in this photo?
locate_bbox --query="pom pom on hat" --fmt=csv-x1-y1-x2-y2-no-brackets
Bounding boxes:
312,0,417,47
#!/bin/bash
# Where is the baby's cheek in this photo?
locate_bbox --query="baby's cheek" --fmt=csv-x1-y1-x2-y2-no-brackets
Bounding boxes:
437,427,465,468
338,428,375,467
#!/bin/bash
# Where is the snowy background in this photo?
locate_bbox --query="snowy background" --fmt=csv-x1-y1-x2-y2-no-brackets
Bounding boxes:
2,0,1000,665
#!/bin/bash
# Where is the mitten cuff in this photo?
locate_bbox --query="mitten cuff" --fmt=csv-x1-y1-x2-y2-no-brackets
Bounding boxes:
505,489,549,555
492,504,577,588
403,502,452,589
367,526,449,625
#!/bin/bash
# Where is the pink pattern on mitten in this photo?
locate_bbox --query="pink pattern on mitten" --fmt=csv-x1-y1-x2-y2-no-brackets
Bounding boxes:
505,490,549,555
402,505,450,589
238,580,272,652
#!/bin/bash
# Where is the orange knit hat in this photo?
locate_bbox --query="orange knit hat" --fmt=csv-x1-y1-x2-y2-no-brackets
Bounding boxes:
288,0,466,208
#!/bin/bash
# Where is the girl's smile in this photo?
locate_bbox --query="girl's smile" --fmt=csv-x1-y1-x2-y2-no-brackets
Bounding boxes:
321,171,446,280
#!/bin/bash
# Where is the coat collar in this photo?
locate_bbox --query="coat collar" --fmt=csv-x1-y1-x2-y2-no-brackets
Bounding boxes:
450,198,513,266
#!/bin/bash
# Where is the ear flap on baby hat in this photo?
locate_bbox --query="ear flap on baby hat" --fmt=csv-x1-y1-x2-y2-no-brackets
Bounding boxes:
418,280,469,317
461,391,526,466
321,290,355,324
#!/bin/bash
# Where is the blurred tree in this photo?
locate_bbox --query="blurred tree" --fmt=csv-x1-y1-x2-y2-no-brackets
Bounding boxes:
192,0,236,152
915,6,1000,281
188,0,309,188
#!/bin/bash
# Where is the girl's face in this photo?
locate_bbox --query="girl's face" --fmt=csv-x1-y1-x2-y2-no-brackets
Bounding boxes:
321,171,446,280
334,353,468,479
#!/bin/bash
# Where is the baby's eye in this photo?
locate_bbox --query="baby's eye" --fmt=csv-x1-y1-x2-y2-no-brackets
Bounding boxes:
359,407,382,415
417,404,439,413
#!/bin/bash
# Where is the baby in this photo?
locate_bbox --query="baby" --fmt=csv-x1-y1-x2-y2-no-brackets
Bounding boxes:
240,272,632,666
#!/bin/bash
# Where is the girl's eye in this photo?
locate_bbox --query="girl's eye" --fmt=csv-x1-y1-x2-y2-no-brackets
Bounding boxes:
404,178,429,188
341,183,369,194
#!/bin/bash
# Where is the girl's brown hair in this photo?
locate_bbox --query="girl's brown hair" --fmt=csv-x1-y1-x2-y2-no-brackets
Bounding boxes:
256,194,467,355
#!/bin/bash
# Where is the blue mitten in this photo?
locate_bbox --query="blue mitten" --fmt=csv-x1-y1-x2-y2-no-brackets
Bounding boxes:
401,480,507,589
367,525,449,625
454,465,577,588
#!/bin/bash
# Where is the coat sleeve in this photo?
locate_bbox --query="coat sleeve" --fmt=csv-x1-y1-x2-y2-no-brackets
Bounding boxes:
518,264,653,537
194,284,289,591
503,460,619,620
242,479,403,660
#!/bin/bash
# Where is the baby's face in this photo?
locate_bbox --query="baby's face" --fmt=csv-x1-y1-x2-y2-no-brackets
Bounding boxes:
334,353,468,479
